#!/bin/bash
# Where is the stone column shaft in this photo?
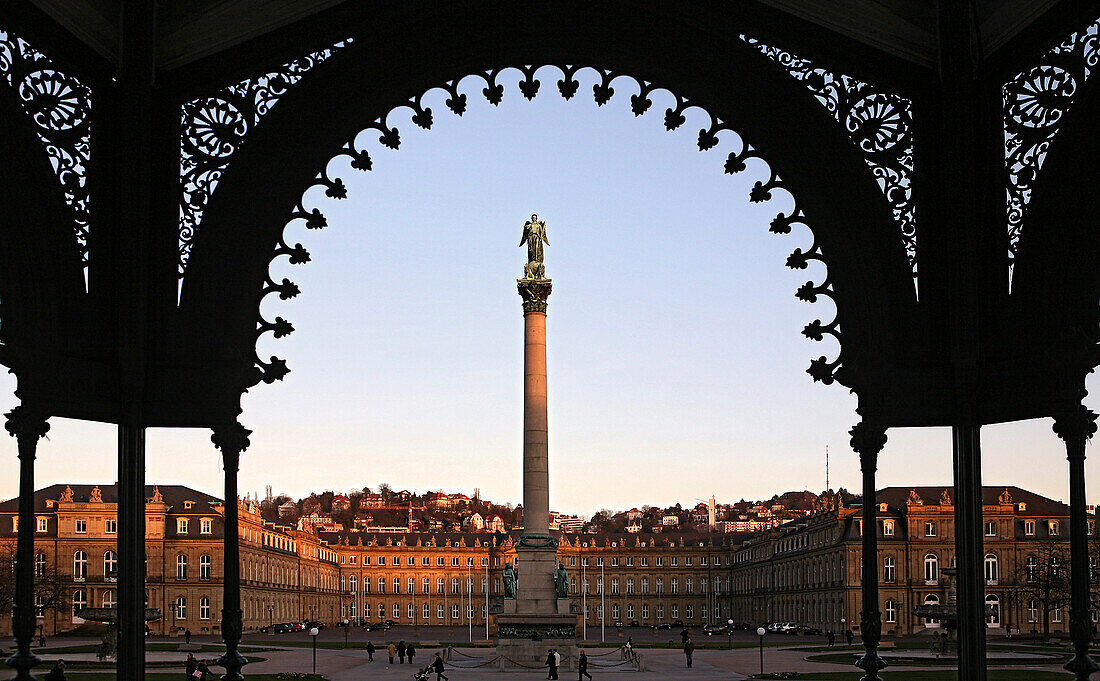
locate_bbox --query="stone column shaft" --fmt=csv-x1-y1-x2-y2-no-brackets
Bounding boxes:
523,310,550,536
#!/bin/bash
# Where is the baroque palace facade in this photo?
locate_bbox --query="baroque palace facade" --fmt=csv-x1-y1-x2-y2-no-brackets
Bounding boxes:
0,484,1078,637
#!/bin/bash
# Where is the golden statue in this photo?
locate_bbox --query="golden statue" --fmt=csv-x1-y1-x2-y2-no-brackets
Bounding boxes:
519,214,549,279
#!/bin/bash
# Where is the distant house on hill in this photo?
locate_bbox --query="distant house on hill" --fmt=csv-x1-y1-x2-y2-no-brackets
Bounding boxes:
465,513,485,531
662,515,680,526
360,494,384,508
626,521,641,533
394,490,412,501
278,501,298,519
331,495,351,512
487,515,506,533
625,508,642,520
449,493,471,508
428,492,452,509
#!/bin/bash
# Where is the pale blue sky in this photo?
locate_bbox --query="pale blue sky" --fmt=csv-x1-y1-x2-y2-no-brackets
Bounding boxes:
0,69,1095,515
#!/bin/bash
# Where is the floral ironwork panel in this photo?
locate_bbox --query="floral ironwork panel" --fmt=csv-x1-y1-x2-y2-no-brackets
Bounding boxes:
740,35,918,280
0,28,92,271
179,39,352,278
1003,18,1098,262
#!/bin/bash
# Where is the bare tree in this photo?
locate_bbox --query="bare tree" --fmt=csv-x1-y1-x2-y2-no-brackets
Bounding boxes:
0,541,70,624
1015,537,1071,636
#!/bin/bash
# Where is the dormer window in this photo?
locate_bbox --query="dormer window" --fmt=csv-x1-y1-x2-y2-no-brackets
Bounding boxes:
879,503,888,512
200,518,212,534
183,501,194,510
177,518,189,534
883,520,895,536
1018,502,1027,512
1048,520,1059,536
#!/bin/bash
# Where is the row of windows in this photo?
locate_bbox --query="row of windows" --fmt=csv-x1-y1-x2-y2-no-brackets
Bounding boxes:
66,590,212,621
60,551,212,581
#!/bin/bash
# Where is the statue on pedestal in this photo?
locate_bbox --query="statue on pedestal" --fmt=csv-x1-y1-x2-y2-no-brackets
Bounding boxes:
553,563,569,598
503,563,517,599
520,214,549,280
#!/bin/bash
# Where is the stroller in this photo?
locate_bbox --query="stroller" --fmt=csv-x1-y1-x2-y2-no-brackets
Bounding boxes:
413,666,431,681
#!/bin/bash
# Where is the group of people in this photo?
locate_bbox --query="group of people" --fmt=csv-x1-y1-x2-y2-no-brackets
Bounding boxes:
545,647,591,680
361,640,445,680
185,652,212,680
825,629,855,647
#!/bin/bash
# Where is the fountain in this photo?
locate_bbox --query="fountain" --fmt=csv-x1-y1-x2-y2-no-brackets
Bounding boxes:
77,608,162,660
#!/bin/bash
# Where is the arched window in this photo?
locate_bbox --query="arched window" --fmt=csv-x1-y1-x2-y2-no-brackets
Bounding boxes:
1026,555,1038,582
883,556,896,583
176,554,188,580
103,589,116,609
986,594,1000,627
984,554,998,583
175,596,187,619
923,593,940,627
924,553,939,583
104,550,118,580
73,551,87,580
34,552,46,577
72,589,88,620
199,555,211,581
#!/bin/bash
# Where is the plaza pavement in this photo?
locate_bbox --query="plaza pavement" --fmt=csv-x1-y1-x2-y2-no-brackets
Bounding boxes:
10,630,1074,680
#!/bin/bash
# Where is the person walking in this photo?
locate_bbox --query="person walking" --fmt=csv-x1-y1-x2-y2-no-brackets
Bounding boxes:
578,648,592,680
185,628,192,645
545,648,558,679
844,629,854,646
625,636,634,661
553,648,561,672
431,652,449,681
681,628,690,644
684,638,695,668
44,660,66,681
365,640,375,661
387,641,397,664
407,641,416,665
197,659,210,681
827,630,835,646
397,640,407,664
185,653,197,680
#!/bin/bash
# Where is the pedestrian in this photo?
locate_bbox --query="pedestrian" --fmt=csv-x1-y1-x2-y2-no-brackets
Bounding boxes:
397,639,407,664
684,637,695,668
827,630,835,646
197,659,209,681
186,653,197,680
578,648,592,680
553,648,561,671
39,632,46,647
365,640,375,661
185,628,192,645
545,648,558,680
407,641,416,664
844,629,854,646
681,628,690,644
44,659,66,681
432,652,449,681
387,641,397,664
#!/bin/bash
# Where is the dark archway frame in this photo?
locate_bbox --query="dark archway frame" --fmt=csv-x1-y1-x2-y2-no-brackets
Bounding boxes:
176,18,919,429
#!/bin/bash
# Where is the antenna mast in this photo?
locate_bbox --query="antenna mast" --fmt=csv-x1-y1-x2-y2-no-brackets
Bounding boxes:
825,445,830,492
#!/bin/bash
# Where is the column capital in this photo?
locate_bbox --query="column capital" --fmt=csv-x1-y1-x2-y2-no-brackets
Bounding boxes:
517,278,552,313
4,406,49,443
211,422,252,454
1054,406,1098,446
850,421,887,468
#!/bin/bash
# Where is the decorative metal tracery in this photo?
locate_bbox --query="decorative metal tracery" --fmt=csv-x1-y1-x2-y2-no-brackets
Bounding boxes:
179,40,352,278
0,28,92,272
1003,18,1099,263
740,36,918,281
251,65,846,388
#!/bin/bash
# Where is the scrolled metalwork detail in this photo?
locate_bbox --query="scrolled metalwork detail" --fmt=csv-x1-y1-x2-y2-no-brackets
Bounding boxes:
179,40,353,278
254,64,849,389
1003,20,1099,268
0,28,92,273
740,35,918,281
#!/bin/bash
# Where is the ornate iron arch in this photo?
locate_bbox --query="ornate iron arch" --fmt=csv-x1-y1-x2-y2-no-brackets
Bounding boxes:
172,13,919,426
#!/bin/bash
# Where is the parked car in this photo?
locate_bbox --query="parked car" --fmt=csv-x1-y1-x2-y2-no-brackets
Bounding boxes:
384,619,396,626
362,622,391,632
304,621,326,631
672,619,685,627
259,622,294,634
628,620,640,627
613,621,625,628
791,624,821,635
702,624,728,636
655,622,673,630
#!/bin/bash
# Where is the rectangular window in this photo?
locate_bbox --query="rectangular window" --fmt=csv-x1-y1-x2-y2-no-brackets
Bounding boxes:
437,557,445,566
11,516,17,532
378,578,385,594
612,578,620,594
364,556,371,565
349,556,357,564
701,556,708,566
883,520,894,536
1049,520,1060,536
424,603,430,619
1053,606,1063,623
925,521,936,537
655,557,663,567
626,556,634,567
201,518,212,534
611,557,619,567
200,598,211,620
451,604,459,619
626,578,634,594
671,556,678,567
641,557,649,567
409,603,415,619
75,519,86,534
423,578,430,594
641,578,649,594
177,518,188,534
394,603,400,618
38,517,49,533
437,578,445,594
408,557,415,565
104,519,115,534
393,578,401,593
423,557,430,566
452,557,460,566
1025,520,1035,535
685,556,693,566
985,521,996,537
570,557,577,566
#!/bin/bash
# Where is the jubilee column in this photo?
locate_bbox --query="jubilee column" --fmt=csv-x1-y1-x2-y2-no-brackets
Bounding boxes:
497,215,577,666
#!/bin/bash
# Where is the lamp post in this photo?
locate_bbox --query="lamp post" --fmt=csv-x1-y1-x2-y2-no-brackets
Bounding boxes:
756,626,766,675
468,564,472,643
601,563,606,644
268,604,274,636
342,618,348,648
727,618,733,650
309,626,319,674
582,562,587,642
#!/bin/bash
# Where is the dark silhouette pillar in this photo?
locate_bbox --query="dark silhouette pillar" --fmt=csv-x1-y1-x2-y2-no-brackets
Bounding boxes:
4,406,49,681
1055,407,1099,681
952,424,986,681
213,423,251,681
117,423,146,680
851,421,887,681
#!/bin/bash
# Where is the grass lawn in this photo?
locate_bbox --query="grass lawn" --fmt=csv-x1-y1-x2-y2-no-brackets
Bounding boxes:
751,671,1069,680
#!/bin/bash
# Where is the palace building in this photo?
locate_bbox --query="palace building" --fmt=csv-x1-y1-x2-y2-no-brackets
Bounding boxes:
0,484,1079,638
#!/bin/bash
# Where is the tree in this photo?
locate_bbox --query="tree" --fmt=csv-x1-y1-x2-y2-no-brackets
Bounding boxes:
1016,537,1071,636
378,483,393,500
0,541,70,625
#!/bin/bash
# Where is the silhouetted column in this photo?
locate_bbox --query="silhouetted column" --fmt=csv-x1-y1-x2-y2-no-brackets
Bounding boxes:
851,422,887,681
1055,407,1099,681
4,406,49,681
117,423,146,680
952,425,986,681
213,423,251,681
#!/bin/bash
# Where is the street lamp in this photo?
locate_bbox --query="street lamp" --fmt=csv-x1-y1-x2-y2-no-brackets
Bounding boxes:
342,618,349,648
267,604,274,636
727,618,733,650
309,626,320,674
756,626,766,675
